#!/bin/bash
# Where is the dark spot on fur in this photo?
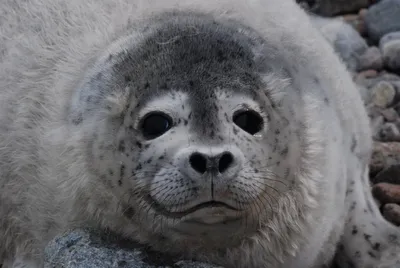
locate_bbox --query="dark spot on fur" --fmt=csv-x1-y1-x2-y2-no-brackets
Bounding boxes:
388,234,398,242
367,251,377,259
372,243,381,251
124,75,132,83
351,136,357,152
281,146,288,156
135,164,142,171
120,164,125,178
118,140,125,152
72,115,83,125
136,142,142,149
364,233,371,242
352,225,358,235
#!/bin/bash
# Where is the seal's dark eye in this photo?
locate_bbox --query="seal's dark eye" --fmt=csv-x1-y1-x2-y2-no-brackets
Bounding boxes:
233,110,263,135
141,112,172,140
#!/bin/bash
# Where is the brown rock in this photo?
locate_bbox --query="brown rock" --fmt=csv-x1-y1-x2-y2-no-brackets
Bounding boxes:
358,69,378,79
370,142,400,176
372,182,400,204
382,203,400,226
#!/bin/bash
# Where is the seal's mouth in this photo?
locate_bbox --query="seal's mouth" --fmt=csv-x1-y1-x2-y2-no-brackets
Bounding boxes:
146,195,239,218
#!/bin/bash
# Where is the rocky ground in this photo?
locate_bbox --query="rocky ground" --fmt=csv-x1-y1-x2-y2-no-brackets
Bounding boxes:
42,0,400,267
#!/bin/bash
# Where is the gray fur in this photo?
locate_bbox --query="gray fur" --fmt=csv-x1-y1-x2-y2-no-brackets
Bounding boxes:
1,0,400,268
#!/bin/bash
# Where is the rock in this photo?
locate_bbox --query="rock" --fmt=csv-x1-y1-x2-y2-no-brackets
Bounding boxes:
370,142,400,176
310,15,368,72
357,46,383,71
380,32,400,72
380,108,399,122
364,0,400,42
44,229,221,268
354,71,400,89
371,164,400,184
372,182,400,204
377,122,400,142
354,69,379,83
310,0,370,16
394,102,400,115
370,81,396,108
382,203,400,226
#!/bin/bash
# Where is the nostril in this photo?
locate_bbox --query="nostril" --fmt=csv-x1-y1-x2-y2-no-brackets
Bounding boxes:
219,152,234,173
189,152,207,174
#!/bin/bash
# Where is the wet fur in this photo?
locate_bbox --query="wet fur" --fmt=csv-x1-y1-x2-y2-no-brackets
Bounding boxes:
1,0,400,268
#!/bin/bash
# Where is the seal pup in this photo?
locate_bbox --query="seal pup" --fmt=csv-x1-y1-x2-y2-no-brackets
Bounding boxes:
1,0,400,267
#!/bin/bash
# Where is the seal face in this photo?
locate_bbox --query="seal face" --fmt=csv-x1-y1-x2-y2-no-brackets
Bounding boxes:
86,13,297,246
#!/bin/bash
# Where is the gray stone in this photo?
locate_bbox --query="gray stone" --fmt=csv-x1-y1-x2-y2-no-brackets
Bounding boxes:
365,0,400,42
310,15,368,72
370,81,396,108
298,0,370,16
355,72,400,89
377,122,400,141
44,229,222,268
379,32,400,72
358,46,383,71
380,108,400,122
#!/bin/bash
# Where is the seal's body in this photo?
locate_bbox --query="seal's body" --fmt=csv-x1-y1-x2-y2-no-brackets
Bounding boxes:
1,0,399,267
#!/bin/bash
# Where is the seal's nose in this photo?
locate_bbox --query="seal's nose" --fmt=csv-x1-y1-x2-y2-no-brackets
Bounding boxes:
188,151,235,175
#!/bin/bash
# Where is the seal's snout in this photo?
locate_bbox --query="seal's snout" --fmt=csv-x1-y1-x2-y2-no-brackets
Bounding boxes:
178,146,243,181
188,151,235,175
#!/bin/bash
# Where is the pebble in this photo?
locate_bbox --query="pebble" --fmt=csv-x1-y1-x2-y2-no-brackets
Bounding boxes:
312,0,370,16
370,81,396,107
394,101,400,114
371,164,400,184
377,122,400,141
372,182,400,204
380,108,399,122
382,203,400,225
364,0,400,42
370,142,400,176
379,32,400,72
354,71,400,89
357,46,383,71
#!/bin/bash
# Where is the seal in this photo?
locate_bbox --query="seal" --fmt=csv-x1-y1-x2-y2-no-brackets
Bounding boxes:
1,0,400,267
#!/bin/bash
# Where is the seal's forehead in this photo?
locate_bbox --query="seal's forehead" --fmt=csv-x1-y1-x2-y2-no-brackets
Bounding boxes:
113,12,272,106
